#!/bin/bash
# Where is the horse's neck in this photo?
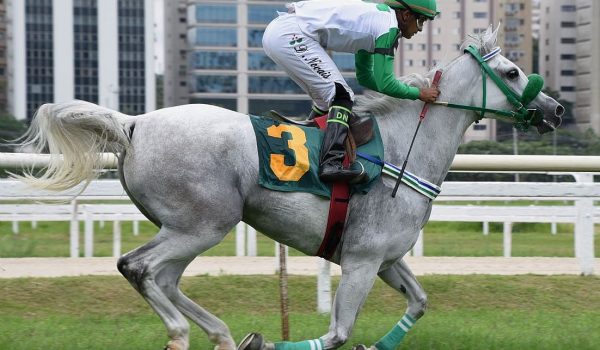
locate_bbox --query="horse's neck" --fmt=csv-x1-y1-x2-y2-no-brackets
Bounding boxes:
377,61,478,185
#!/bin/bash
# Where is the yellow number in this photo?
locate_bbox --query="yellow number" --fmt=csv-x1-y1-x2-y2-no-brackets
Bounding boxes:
266,124,310,181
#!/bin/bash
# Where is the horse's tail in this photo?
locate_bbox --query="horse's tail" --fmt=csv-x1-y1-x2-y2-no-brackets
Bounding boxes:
13,100,134,191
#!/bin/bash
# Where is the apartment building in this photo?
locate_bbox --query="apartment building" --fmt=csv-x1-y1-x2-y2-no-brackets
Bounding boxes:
165,0,537,141
573,0,600,133
6,0,155,121
0,0,7,112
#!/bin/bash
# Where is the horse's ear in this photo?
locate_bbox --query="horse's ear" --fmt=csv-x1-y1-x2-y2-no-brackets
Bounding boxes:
479,23,500,55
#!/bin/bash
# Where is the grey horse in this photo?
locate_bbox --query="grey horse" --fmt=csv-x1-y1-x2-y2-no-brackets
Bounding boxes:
15,28,563,350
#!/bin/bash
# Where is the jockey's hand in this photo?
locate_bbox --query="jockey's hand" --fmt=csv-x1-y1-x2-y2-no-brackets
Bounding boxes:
418,87,440,103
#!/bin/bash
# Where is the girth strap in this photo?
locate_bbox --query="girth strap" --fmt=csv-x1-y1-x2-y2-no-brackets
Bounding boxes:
314,115,351,260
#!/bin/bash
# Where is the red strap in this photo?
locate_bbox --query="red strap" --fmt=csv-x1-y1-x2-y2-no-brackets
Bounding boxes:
315,115,351,260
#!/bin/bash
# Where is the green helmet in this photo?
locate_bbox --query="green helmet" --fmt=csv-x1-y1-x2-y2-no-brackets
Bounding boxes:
384,0,440,20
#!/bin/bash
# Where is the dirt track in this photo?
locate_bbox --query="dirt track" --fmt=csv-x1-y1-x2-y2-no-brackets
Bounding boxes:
1,256,598,278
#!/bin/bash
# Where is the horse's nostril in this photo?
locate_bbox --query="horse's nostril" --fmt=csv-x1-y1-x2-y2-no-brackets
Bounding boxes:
555,104,565,117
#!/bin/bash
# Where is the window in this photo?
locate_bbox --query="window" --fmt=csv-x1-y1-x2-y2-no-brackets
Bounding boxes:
473,12,487,19
191,98,237,111
248,76,304,94
248,4,284,24
195,4,236,23
332,53,355,72
560,86,575,92
561,70,576,76
561,21,576,28
194,27,237,47
249,99,310,118
248,29,265,47
190,51,237,70
560,54,576,60
191,75,237,93
473,124,487,130
561,38,576,44
561,5,576,12
248,52,278,71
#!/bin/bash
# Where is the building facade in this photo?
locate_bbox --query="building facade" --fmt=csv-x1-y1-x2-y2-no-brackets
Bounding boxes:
6,0,154,121
539,0,600,133
164,0,536,141
164,0,364,117
395,0,532,142
539,0,577,103
574,0,600,133
0,0,7,113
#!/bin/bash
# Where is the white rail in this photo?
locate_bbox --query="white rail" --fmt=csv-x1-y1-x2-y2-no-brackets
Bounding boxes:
3,152,600,172
1,153,599,313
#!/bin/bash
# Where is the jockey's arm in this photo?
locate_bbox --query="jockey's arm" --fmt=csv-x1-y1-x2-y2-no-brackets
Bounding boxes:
355,30,420,100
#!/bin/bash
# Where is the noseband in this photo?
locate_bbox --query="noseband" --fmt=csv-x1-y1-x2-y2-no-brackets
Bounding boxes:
438,45,544,131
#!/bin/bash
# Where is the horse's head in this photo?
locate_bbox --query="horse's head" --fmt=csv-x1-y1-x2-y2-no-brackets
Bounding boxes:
459,26,563,134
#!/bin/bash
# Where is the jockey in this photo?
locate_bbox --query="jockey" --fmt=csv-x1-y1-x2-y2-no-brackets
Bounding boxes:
262,0,440,183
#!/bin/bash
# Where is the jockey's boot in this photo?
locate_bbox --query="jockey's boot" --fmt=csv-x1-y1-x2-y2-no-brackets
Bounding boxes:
318,105,363,183
308,105,327,120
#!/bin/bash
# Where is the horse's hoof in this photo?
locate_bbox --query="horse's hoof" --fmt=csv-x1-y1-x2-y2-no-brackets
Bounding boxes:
351,345,374,350
164,339,188,350
237,333,264,350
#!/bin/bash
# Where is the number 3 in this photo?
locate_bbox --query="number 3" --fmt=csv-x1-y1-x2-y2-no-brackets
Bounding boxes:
266,124,310,181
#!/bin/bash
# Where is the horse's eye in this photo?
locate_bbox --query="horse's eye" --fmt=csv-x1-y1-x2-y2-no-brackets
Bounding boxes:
506,69,519,80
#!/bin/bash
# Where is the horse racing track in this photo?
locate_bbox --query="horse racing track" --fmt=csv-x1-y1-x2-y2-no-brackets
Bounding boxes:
1,273,599,349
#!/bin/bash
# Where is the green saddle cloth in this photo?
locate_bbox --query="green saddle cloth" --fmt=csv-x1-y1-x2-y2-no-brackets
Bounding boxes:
249,115,383,198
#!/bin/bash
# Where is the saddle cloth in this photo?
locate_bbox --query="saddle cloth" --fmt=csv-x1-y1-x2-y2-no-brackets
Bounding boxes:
249,115,383,198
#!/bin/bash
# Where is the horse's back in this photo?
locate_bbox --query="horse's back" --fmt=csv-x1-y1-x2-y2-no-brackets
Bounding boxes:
122,104,259,230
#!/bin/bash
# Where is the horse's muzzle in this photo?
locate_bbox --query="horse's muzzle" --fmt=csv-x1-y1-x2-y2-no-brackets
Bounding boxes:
535,103,564,134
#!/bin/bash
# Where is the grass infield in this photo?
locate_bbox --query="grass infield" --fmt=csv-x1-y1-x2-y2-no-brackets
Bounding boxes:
0,275,599,349
1,220,598,258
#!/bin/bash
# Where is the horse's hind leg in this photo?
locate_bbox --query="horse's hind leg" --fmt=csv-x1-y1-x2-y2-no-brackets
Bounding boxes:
118,227,235,350
156,262,236,350
353,258,427,350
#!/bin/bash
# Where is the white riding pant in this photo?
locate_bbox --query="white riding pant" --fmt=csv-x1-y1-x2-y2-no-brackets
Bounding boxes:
262,13,355,112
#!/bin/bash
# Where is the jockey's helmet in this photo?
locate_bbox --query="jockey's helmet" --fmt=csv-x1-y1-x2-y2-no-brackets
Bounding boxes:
384,0,440,20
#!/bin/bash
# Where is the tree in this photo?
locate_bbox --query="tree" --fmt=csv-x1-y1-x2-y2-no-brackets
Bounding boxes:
0,113,27,152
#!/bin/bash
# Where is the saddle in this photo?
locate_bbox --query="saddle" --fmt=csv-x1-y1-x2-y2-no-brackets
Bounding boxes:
267,110,375,162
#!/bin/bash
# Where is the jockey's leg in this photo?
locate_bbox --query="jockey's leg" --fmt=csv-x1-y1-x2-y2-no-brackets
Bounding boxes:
318,83,362,183
308,105,328,120
351,258,427,350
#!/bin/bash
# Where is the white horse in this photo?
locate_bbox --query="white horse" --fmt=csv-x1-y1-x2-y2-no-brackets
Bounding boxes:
15,28,562,350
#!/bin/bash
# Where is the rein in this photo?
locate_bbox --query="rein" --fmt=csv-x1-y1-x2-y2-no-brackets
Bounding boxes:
435,45,544,131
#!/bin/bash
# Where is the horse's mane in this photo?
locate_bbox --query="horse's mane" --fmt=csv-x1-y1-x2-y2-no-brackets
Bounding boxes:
354,24,500,117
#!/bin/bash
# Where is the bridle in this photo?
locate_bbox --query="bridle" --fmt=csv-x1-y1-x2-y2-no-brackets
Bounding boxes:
436,45,545,131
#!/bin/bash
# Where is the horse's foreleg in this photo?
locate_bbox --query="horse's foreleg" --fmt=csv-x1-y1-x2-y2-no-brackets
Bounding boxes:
321,262,381,349
255,262,380,350
362,258,427,350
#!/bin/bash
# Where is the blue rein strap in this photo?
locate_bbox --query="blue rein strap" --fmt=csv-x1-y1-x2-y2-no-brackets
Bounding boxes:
357,151,441,200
